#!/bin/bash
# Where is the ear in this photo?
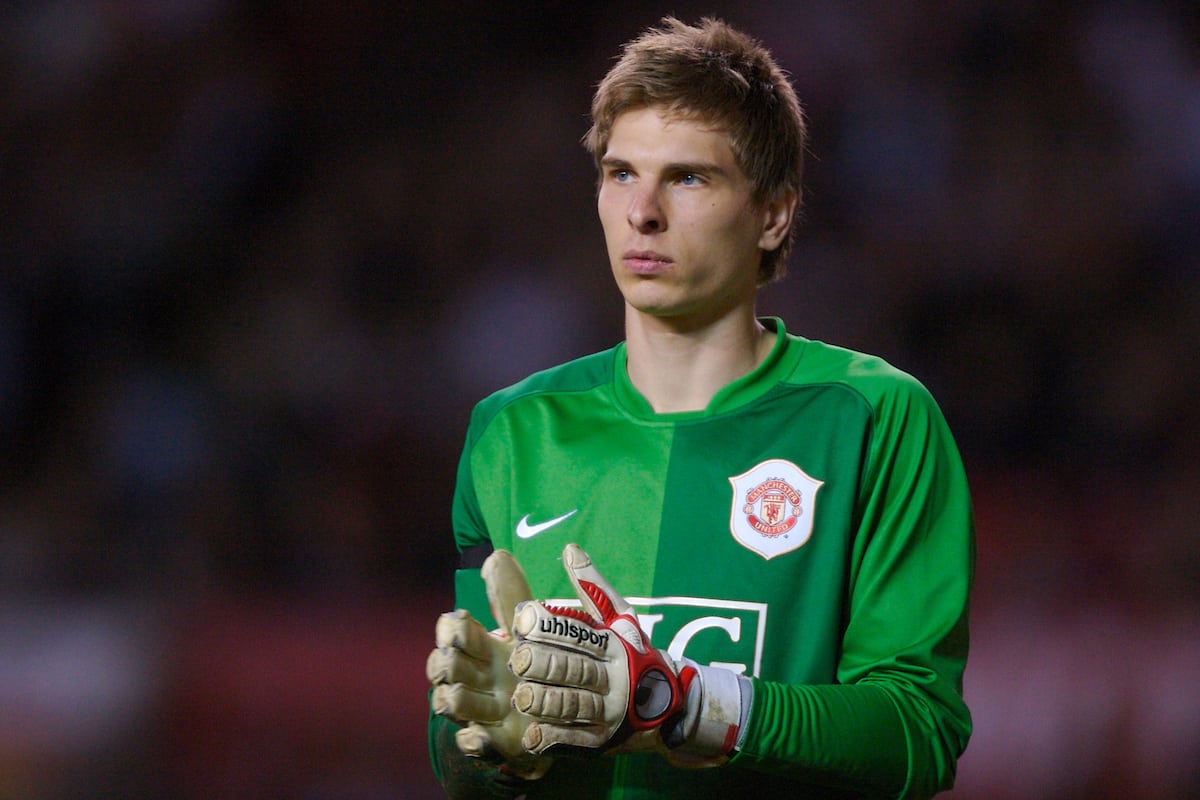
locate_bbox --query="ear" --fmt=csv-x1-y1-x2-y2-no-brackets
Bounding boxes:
757,189,798,252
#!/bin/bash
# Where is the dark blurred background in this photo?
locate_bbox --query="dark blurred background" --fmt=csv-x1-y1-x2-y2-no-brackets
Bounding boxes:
0,1,1196,798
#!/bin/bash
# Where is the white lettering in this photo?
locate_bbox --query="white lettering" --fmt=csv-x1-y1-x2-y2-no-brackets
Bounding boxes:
668,616,746,674
636,612,664,641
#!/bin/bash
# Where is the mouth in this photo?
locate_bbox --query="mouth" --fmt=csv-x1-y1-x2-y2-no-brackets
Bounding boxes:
622,250,673,276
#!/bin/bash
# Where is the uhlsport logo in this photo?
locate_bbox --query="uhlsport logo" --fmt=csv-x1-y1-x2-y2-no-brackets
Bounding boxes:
729,458,823,559
537,613,610,652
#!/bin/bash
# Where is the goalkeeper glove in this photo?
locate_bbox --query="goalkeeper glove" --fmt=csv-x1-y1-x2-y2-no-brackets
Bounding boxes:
508,543,752,767
426,549,552,780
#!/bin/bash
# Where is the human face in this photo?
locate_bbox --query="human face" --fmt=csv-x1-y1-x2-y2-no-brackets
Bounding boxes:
597,106,791,328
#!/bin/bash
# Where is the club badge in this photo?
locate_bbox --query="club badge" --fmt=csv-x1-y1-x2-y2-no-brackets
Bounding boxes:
728,459,823,560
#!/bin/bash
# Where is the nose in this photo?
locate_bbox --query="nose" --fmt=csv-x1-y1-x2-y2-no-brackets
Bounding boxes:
627,185,665,233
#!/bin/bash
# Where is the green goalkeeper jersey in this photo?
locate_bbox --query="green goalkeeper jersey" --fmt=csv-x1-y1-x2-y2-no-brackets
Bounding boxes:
430,318,973,799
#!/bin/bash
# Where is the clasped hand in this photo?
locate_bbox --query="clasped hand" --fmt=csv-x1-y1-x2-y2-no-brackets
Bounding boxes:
428,544,745,778
507,543,693,757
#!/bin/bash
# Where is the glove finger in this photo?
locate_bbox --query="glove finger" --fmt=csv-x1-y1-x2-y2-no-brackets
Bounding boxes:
562,543,635,624
512,680,606,724
434,610,494,662
431,682,511,724
522,721,610,755
482,549,533,635
426,646,493,688
454,721,495,758
459,724,555,781
509,640,609,692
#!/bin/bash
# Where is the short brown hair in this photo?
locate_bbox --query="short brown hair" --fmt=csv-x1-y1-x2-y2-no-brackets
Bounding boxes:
584,17,807,283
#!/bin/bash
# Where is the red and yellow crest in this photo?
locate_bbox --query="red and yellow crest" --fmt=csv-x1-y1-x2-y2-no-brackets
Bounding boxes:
729,459,823,559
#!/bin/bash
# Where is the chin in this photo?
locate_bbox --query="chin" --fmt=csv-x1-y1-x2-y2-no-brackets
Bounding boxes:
622,289,681,317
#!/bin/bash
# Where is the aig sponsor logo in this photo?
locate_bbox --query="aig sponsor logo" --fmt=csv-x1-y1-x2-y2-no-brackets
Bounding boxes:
546,596,768,677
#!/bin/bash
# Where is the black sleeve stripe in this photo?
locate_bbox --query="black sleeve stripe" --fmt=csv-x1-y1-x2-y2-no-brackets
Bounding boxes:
459,542,494,569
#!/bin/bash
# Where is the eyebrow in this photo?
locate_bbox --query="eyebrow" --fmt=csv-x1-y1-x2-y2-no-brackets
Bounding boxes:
600,156,730,178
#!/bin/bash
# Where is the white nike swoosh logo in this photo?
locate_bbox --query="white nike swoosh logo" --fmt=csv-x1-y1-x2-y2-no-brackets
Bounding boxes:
515,509,578,540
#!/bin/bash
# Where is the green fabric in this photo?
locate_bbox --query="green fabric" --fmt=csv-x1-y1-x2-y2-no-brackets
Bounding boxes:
432,318,973,799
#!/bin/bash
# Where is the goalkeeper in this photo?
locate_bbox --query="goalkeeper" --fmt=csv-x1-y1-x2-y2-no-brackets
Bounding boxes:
426,15,973,800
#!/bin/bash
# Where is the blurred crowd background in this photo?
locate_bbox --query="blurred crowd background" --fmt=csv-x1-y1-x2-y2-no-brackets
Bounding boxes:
1,1,1197,798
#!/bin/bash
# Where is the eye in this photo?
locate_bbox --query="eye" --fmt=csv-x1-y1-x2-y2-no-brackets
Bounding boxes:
678,173,703,186
610,169,632,183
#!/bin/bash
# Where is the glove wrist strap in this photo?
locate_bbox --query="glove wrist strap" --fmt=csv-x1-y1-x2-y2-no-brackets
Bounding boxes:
667,660,752,761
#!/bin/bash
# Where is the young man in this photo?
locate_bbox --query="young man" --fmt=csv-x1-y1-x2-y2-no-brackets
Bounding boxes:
426,17,972,799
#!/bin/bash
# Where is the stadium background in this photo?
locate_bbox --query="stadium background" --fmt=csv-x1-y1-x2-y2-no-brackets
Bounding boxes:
0,1,1196,797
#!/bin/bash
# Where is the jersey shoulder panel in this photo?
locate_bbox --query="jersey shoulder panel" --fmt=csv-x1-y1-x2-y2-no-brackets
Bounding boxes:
465,346,619,440
784,335,935,415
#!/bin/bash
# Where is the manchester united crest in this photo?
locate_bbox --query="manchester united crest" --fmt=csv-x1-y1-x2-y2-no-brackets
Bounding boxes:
729,459,823,559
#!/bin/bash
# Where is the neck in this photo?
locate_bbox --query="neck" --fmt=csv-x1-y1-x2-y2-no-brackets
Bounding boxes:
624,305,772,413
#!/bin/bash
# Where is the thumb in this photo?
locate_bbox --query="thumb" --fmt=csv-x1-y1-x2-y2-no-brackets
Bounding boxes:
481,549,533,636
562,544,649,654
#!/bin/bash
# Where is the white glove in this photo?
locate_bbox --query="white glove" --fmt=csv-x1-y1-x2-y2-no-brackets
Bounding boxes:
426,549,552,780
508,543,751,767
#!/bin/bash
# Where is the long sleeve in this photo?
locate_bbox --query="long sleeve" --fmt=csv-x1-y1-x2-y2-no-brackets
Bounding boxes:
732,373,973,798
